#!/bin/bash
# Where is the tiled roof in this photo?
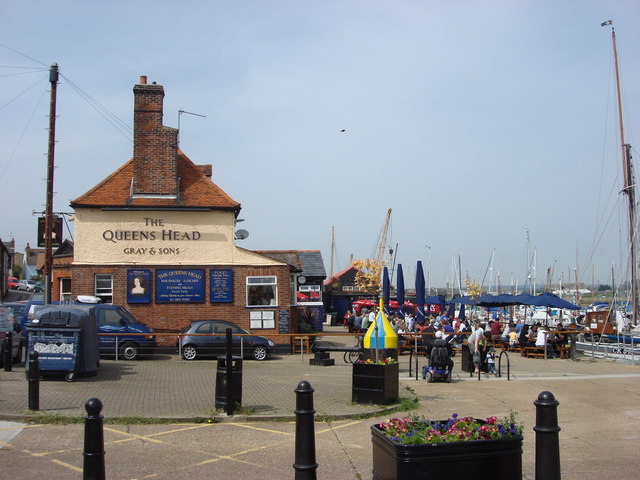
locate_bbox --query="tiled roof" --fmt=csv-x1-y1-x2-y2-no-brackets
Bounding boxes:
71,151,240,212
297,251,326,278
253,251,302,272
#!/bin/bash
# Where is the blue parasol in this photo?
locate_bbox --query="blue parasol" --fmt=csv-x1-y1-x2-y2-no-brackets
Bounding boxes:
382,266,390,314
396,264,405,315
415,261,426,322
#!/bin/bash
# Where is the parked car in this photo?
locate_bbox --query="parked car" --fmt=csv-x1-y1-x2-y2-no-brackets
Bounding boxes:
7,277,19,289
17,280,38,292
0,304,22,367
178,320,274,361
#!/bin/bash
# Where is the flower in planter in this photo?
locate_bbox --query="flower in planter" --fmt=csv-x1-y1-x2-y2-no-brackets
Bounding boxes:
378,412,522,445
355,357,397,365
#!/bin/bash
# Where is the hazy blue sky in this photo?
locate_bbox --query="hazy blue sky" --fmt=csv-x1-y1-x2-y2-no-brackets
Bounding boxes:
1,1,639,291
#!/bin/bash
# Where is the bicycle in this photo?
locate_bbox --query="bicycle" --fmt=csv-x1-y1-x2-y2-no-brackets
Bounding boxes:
343,334,363,363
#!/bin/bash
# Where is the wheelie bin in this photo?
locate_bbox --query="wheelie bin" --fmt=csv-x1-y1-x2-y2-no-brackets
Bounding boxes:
27,305,100,381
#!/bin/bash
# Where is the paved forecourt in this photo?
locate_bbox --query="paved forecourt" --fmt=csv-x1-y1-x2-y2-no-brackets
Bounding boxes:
1,331,639,479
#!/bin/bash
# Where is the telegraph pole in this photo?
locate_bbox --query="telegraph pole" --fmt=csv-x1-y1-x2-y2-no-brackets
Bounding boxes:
44,64,59,305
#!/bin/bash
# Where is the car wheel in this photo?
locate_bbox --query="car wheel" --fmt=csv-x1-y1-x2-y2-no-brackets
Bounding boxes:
119,342,139,361
182,344,198,361
426,371,434,383
251,345,268,361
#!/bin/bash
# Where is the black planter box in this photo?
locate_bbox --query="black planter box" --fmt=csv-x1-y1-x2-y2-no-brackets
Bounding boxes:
352,362,399,404
371,423,522,480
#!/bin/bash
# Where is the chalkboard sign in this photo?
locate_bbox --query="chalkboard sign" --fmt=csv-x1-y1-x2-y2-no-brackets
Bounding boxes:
155,269,204,303
278,309,290,334
210,269,233,303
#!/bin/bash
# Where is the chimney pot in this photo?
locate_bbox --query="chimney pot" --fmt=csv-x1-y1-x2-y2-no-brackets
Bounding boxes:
139,75,147,85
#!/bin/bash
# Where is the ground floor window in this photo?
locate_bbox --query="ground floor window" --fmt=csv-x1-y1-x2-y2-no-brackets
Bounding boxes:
60,277,72,302
247,276,277,306
249,310,275,329
95,273,113,303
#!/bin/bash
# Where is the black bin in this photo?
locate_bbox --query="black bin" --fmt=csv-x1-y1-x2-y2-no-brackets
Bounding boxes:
461,347,473,374
461,346,487,376
215,355,243,410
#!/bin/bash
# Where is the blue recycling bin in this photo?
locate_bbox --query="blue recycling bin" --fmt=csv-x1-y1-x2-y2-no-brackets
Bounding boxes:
28,305,100,381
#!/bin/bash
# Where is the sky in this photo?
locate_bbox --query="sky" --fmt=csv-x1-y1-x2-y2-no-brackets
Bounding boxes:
1,0,639,292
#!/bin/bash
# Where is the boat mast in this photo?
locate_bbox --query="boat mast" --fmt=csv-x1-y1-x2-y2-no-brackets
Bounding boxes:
607,20,637,324
330,226,335,277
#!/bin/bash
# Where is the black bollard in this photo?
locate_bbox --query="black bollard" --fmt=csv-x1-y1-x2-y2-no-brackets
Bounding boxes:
293,380,318,480
533,391,561,480
225,327,234,416
27,351,40,411
4,331,12,372
83,397,106,480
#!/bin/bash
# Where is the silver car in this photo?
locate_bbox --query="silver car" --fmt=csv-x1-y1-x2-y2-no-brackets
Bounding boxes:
17,280,37,292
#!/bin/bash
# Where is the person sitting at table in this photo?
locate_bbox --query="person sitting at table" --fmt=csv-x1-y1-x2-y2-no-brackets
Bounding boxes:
551,322,568,345
527,324,539,346
518,324,531,347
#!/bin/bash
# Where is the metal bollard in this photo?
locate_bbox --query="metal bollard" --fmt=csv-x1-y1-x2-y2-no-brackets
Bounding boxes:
534,391,561,480
225,328,234,416
4,331,12,372
27,351,40,411
83,398,106,480
293,380,318,480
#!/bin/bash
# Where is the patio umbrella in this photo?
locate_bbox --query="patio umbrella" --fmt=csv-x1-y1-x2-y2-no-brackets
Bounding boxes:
396,264,405,316
382,266,390,314
445,296,477,306
459,303,466,322
415,261,426,322
527,293,579,310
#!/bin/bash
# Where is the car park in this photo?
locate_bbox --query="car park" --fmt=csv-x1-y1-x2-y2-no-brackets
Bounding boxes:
178,320,274,361
17,280,38,292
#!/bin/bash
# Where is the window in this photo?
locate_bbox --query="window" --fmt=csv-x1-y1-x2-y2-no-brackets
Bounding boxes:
95,274,113,304
60,278,72,303
343,286,354,291
195,322,212,334
249,310,275,329
298,285,321,302
246,276,277,306
98,310,123,327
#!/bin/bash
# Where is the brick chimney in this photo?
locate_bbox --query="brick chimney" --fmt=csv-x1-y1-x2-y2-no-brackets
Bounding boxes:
132,76,178,196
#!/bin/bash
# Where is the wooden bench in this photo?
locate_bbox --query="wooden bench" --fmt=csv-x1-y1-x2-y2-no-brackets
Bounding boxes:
292,336,310,353
522,347,546,358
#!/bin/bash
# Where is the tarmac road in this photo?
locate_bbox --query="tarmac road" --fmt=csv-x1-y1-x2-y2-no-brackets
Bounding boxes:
1,327,639,479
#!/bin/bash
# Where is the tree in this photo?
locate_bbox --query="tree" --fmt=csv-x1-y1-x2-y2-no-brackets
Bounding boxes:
352,258,383,293
465,278,483,299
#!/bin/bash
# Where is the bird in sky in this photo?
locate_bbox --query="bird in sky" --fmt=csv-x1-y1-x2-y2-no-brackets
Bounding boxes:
340,129,346,132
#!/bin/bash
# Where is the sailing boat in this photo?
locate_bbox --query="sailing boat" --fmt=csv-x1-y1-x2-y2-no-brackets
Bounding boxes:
576,21,640,361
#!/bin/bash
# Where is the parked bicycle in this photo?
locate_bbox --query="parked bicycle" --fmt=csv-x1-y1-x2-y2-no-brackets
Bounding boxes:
343,335,363,363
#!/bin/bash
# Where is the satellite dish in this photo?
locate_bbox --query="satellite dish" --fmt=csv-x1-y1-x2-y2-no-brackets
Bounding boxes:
235,229,249,240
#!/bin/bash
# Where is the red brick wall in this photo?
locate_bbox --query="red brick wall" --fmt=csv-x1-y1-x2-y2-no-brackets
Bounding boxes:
67,264,292,346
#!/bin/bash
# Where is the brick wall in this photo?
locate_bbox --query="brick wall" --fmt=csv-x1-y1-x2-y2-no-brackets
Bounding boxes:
66,264,292,346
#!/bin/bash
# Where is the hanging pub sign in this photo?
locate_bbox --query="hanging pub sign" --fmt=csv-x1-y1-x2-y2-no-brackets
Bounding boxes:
127,269,151,304
210,269,233,303
37,216,63,247
155,269,204,303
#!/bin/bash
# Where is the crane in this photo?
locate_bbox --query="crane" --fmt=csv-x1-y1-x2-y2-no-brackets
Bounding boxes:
373,208,392,265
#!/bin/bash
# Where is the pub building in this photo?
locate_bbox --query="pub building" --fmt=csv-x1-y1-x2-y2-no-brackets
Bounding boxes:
51,76,325,349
